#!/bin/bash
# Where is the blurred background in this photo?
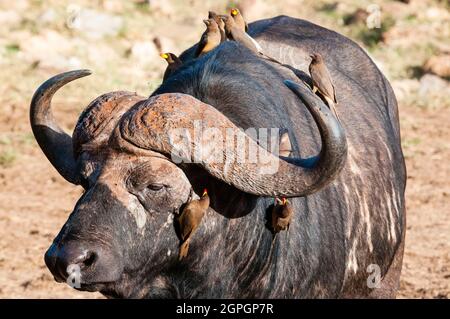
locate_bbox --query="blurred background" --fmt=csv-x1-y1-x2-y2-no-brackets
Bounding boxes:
0,0,449,298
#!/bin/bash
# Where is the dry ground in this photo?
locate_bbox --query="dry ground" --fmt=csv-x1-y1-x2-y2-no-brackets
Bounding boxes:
0,0,449,298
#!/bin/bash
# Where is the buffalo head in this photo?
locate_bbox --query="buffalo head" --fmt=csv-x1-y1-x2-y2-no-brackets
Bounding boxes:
30,70,346,297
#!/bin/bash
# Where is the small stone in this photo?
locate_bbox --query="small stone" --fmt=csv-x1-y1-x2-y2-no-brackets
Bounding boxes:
146,0,174,16
425,7,449,21
23,30,77,70
392,79,420,101
129,41,158,66
102,0,125,12
419,74,450,97
66,7,124,39
343,8,369,26
0,10,21,28
424,54,450,79
38,8,57,25
10,0,29,11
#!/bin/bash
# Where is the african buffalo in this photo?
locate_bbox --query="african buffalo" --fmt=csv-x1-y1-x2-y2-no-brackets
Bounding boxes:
31,16,406,298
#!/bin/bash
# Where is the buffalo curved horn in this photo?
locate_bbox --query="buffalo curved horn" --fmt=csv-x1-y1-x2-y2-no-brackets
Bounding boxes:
30,70,91,184
119,80,347,197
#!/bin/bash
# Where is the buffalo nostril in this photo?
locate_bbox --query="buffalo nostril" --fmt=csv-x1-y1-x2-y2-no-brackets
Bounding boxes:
79,251,97,270
70,250,97,272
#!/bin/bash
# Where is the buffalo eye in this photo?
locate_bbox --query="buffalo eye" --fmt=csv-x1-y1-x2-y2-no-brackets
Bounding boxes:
147,183,164,191
135,183,168,212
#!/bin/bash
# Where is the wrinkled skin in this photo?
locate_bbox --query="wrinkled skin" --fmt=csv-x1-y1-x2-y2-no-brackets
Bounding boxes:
34,16,406,298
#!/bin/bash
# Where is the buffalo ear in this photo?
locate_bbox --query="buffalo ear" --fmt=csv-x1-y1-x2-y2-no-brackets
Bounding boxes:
279,132,292,157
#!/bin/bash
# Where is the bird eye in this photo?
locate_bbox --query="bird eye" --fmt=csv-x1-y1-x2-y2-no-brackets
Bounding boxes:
147,183,164,191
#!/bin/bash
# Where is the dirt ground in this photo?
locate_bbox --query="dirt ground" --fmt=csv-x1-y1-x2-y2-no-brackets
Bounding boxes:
0,0,449,299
